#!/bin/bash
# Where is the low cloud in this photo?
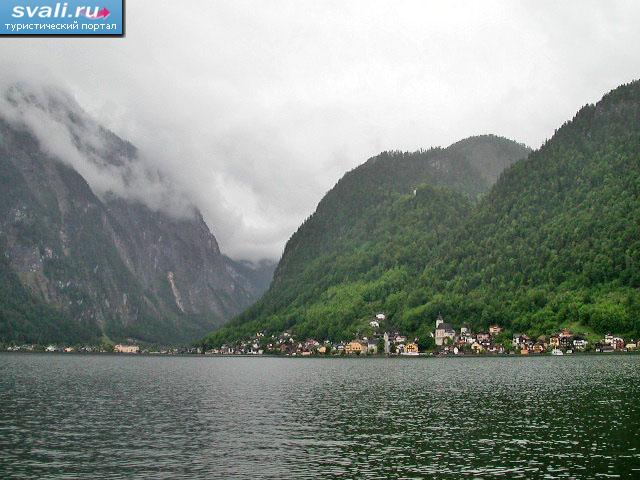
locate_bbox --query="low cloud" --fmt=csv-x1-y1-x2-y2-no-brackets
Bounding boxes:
0,1,639,261
0,79,197,220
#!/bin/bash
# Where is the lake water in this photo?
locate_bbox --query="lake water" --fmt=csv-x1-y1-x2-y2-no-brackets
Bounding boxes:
1,354,638,479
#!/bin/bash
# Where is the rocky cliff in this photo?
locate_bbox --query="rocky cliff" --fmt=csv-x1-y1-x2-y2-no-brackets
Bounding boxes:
0,84,274,344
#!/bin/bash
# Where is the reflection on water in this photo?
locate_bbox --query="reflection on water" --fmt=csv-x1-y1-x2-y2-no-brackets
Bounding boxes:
1,354,638,478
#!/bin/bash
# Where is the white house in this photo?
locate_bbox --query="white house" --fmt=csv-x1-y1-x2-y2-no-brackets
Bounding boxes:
573,338,588,350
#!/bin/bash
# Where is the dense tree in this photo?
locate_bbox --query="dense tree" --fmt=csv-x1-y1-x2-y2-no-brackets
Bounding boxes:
204,81,640,347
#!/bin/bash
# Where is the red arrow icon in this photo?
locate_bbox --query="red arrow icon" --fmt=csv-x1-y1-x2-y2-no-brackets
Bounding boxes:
95,8,110,19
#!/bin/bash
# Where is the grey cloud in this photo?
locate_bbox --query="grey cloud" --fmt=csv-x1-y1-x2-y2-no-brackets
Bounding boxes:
0,0,639,261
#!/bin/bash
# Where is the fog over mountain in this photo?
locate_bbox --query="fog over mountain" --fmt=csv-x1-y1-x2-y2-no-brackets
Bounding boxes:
1,0,639,261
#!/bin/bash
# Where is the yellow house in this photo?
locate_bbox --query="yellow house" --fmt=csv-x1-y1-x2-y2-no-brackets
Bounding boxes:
489,325,502,335
345,341,365,355
317,345,328,354
471,341,484,353
404,343,419,355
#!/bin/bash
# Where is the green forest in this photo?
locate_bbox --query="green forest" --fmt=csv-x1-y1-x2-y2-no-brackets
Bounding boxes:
205,81,640,347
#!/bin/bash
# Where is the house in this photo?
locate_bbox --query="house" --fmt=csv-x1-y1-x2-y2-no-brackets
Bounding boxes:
600,344,614,353
317,345,328,354
367,340,378,355
489,325,502,335
559,335,574,349
114,344,139,354
345,341,365,355
532,343,545,354
625,343,637,351
45,345,57,352
460,326,474,344
471,341,484,353
376,313,386,321
303,339,320,352
512,334,529,347
603,335,625,350
573,338,588,350
402,343,419,355
369,320,380,329
553,329,573,348
395,334,407,344
476,333,490,343
434,315,456,346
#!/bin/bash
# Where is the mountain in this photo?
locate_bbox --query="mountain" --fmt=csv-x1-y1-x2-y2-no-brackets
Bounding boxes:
0,84,274,345
205,135,531,345
206,81,640,347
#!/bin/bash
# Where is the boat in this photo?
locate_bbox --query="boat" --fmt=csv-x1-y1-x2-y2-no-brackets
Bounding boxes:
551,348,564,356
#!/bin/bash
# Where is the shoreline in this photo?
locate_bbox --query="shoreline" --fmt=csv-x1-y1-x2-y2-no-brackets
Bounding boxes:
2,350,638,358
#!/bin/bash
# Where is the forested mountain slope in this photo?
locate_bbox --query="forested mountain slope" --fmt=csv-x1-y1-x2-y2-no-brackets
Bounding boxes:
206,81,640,347
206,136,531,344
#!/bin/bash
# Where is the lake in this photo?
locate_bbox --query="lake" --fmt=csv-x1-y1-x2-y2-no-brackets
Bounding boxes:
1,354,638,479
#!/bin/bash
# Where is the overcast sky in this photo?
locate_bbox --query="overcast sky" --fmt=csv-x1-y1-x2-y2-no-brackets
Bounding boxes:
1,0,639,261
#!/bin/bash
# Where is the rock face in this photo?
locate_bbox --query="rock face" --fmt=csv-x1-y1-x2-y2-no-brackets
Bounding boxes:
0,85,274,344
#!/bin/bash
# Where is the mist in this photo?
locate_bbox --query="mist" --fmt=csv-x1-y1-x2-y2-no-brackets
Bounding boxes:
0,0,639,261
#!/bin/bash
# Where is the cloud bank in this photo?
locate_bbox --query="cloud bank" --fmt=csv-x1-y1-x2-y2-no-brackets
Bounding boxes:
0,0,639,261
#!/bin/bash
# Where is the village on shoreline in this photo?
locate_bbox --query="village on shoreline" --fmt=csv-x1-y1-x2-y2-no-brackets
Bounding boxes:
202,314,638,357
6,313,638,358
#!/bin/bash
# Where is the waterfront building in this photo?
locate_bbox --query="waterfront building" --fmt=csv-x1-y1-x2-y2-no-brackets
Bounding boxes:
434,315,455,346
114,344,139,354
345,341,365,355
476,333,490,342
403,343,419,355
